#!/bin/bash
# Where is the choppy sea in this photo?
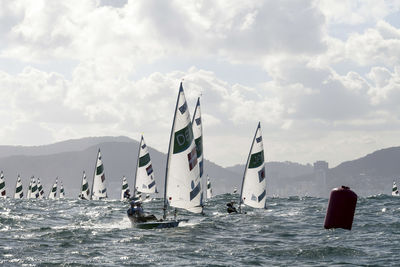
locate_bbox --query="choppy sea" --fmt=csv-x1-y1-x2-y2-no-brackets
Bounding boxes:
0,194,399,266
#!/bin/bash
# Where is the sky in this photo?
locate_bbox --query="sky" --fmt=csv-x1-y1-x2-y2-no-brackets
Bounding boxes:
0,0,400,168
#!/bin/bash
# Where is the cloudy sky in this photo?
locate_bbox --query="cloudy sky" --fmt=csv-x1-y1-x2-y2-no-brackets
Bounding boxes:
0,0,400,168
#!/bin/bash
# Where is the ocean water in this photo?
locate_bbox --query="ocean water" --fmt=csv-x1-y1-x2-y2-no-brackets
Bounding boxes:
0,194,399,266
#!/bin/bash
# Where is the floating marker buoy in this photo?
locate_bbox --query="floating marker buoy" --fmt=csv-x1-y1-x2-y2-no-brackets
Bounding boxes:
324,186,357,230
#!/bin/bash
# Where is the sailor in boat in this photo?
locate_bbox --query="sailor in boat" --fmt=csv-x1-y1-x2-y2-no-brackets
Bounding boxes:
127,200,158,223
226,201,238,213
123,189,131,200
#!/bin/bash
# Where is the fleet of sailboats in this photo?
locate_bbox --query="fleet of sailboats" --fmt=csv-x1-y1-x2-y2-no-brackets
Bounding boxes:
4,81,400,234
0,82,272,229
1,82,268,229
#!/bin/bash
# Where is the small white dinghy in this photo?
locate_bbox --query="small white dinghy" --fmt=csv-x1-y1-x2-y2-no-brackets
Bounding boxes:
79,171,90,200
91,149,107,200
392,181,399,196
121,176,130,201
14,174,23,199
128,83,200,229
48,178,58,199
236,122,267,213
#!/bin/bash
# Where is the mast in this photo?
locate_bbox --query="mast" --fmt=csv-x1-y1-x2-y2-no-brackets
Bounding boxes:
133,136,142,199
163,82,183,220
239,122,260,213
91,149,100,200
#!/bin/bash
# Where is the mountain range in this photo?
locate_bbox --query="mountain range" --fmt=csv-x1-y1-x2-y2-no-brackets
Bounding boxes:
0,136,398,198
0,136,240,198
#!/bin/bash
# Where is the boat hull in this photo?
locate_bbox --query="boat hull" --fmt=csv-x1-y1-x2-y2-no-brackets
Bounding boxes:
135,220,180,229
127,214,188,229
127,217,179,229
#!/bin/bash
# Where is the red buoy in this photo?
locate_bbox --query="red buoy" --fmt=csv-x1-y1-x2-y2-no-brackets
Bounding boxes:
324,186,357,230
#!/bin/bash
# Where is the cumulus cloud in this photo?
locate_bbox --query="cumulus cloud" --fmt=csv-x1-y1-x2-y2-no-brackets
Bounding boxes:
0,0,400,167
317,0,400,25
1,0,328,68
367,66,400,106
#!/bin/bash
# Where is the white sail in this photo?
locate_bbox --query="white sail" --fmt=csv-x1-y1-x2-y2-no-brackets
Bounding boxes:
121,176,130,201
79,171,90,200
31,177,39,199
134,136,157,195
48,178,58,199
37,178,45,199
392,181,399,196
59,182,65,199
164,82,202,214
192,97,205,205
91,149,107,200
26,178,32,199
14,175,24,199
0,171,6,198
240,122,267,209
206,175,213,199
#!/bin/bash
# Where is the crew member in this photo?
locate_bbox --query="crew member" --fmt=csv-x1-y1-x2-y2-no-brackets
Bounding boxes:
227,201,238,213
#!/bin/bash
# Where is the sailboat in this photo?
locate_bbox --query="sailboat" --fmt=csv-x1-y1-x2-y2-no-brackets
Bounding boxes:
161,82,203,226
79,171,90,200
31,177,39,199
192,97,205,207
48,178,58,199
26,177,32,199
392,181,399,196
164,82,202,215
132,135,157,201
238,122,267,212
37,178,45,199
59,182,65,199
121,176,130,201
206,175,213,199
91,149,107,200
128,83,202,229
14,175,23,199
127,135,165,227
0,171,6,198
